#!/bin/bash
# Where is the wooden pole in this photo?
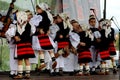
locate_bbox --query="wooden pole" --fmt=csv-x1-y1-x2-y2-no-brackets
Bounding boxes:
103,0,106,19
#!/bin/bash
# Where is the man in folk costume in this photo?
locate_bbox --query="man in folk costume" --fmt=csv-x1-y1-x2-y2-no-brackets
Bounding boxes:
12,11,36,79
54,13,72,76
88,15,101,74
96,19,111,75
6,24,18,78
5,10,18,78
71,20,92,76
99,19,117,74
32,3,56,71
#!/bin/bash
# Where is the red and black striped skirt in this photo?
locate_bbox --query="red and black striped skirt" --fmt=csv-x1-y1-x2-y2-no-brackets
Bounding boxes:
109,42,116,55
98,50,111,60
78,50,92,63
38,34,54,50
17,42,35,59
58,41,69,50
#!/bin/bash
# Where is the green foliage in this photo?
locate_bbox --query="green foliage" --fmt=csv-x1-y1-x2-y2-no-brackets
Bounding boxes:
0,38,10,71
0,1,22,12
0,1,9,10
39,0,53,5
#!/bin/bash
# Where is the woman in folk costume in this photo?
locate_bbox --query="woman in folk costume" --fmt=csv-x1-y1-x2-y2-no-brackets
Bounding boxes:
32,3,56,71
62,20,80,76
69,20,82,75
54,13,72,76
5,10,18,78
54,13,72,57
12,11,36,79
25,11,51,73
25,10,40,71
71,20,92,76
45,15,60,76
96,19,111,75
100,19,117,74
88,15,101,75
63,20,80,76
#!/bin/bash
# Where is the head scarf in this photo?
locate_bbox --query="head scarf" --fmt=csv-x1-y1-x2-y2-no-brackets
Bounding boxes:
58,13,73,30
38,3,53,24
16,11,28,35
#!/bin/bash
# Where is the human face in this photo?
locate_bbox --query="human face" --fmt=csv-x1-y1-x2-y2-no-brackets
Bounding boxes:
25,11,33,21
28,14,33,21
36,5,43,14
89,19,96,27
56,16,63,23
72,22,82,33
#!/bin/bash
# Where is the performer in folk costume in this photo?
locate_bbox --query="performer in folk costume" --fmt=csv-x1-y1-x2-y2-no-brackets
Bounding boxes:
54,13,72,57
62,20,80,76
54,13,72,76
96,19,111,75
46,15,59,76
5,10,18,78
88,15,101,74
71,20,92,76
25,10,33,22
11,11,36,79
49,15,59,41
69,20,83,75
31,3,56,71
25,10,40,71
99,19,117,74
